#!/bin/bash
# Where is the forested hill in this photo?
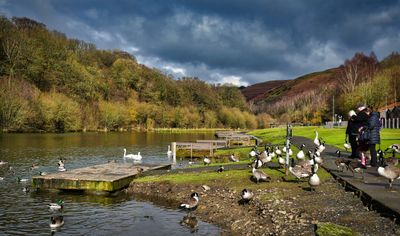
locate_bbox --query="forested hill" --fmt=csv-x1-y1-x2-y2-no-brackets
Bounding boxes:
0,16,266,132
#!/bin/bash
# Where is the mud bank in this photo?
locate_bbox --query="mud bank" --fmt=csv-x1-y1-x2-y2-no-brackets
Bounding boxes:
126,171,400,235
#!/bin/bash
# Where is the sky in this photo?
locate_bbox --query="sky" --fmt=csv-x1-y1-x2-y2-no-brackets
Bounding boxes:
1,0,400,86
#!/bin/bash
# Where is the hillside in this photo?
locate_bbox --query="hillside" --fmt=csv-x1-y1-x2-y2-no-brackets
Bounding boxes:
240,80,289,102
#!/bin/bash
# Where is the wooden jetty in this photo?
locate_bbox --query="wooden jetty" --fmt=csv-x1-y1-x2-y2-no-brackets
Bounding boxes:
32,162,171,193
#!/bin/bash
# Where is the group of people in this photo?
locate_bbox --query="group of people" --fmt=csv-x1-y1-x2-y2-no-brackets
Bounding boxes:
346,104,381,167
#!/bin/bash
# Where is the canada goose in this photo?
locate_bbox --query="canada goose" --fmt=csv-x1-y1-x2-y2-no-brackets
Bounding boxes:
251,156,263,169
217,165,225,173
22,186,30,193
50,216,64,228
252,161,271,184
0,160,8,165
275,145,282,155
58,166,66,172
377,157,400,189
58,159,64,167
380,149,399,166
278,154,286,167
39,171,47,176
297,151,319,172
344,143,351,151
334,150,346,172
229,154,239,162
308,163,321,192
387,144,400,153
203,156,211,165
296,144,306,160
17,177,28,183
239,188,254,204
179,192,200,211
49,200,64,210
344,159,366,178
249,149,257,157
259,151,272,165
30,164,39,170
314,131,320,146
314,148,323,164
289,158,312,181
317,142,326,153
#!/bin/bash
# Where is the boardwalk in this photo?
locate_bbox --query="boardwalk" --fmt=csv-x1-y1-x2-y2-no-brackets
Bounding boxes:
32,162,171,193
291,136,400,219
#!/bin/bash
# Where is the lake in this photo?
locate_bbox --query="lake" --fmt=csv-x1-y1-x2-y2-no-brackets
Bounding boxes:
0,132,220,235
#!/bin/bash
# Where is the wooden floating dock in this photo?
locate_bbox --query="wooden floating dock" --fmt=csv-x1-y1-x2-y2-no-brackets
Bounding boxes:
32,162,171,193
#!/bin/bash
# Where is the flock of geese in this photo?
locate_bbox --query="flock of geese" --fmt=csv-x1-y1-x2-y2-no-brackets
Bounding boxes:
179,132,400,216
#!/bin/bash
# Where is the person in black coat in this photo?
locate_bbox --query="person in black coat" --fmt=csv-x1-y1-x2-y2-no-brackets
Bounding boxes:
345,110,358,159
367,110,381,167
353,105,370,166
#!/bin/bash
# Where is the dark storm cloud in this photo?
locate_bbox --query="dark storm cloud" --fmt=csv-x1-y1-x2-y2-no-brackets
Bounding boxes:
1,0,400,86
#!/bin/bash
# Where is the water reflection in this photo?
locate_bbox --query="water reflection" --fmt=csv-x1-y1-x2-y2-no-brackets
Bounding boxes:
0,132,219,235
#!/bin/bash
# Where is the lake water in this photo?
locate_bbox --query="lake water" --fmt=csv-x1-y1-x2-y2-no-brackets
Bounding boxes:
0,132,220,235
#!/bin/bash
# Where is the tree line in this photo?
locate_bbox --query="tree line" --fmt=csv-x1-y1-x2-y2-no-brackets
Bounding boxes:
0,16,268,132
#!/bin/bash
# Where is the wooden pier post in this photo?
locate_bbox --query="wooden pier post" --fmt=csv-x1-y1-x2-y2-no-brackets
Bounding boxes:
171,142,177,164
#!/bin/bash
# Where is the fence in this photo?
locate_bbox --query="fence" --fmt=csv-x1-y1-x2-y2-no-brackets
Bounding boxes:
381,118,400,129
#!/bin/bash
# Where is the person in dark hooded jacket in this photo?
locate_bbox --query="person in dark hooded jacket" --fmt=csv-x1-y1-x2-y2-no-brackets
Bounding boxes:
345,110,358,158
367,110,381,167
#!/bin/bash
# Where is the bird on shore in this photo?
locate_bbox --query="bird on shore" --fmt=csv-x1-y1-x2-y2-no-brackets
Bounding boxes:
179,192,200,213
314,131,320,146
251,156,263,169
17,177,28,183
385,150,399,166
239,188,254,204
229,153,239,162
49,200,64,210
275,145,282,155
259,150,272,165
278,154,286,167
39,171,47,176
252,161,271,184
296,144,306,160
334,150,347,172
377,152,400,189
308,163,321,192
387,144,400,153
203,156,211,165
289,158,313,182
344,159,366,179
217,165,225,173
249,148,258,157
50,216,64,228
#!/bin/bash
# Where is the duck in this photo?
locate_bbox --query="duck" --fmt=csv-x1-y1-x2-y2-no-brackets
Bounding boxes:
334,150,346,172
50,216,64,228
308,163,321,192
179,192,200,211
217,165,225,173
314,131,320,146
49,200,64,210
123,149,143,161
30,163,39,170
252,161,271,184
167,145,172,158
296,144,306,160
239,188,254,204
203,156,211,165
229,153,239,162
377,156,400,189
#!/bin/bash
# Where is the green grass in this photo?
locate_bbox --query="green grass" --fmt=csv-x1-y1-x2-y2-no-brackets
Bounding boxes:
134,166,332,190
249,126,400,151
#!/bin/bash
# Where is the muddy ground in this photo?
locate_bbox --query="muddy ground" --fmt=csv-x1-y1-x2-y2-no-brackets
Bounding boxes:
126,175,400,236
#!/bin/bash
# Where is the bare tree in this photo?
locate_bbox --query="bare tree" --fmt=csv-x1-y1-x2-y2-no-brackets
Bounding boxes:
338,52,379,94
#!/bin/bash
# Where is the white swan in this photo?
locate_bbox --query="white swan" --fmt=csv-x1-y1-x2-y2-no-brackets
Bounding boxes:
123,149,142,161
167,145,172,158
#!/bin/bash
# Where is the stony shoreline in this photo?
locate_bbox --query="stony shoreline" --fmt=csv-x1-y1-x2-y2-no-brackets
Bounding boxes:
126,174,400,236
